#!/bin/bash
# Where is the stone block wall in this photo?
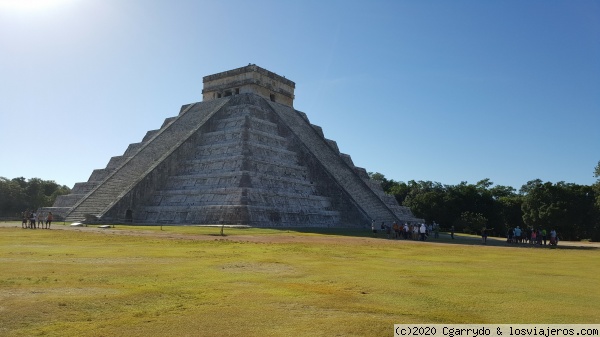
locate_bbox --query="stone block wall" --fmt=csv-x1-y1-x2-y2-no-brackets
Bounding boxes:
202,64,295,107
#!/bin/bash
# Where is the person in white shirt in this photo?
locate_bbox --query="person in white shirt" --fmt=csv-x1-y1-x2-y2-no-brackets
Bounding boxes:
550,229,557,245
419,223,427,241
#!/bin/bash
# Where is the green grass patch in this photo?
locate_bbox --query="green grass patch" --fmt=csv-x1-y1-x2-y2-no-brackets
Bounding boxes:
1,224,599,336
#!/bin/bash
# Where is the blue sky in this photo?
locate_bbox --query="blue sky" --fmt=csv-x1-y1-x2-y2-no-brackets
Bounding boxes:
1,0,599,191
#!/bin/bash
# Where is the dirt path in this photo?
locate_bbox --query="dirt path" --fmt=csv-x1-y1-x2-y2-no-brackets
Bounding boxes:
1,222,599,249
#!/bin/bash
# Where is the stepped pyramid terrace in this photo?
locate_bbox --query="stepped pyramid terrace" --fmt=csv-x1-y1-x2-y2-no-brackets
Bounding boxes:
43,65,421,227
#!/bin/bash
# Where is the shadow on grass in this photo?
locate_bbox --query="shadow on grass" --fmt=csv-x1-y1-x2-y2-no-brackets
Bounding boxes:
281,226,600,251
3,221,596,250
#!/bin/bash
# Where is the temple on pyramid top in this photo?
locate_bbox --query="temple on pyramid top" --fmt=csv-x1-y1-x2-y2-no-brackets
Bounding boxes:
202,64,295,107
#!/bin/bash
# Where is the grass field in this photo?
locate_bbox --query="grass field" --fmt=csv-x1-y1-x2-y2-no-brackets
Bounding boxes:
1,222,599,337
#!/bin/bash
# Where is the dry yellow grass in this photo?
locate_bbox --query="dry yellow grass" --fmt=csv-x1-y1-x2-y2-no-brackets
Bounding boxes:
1,223,599,336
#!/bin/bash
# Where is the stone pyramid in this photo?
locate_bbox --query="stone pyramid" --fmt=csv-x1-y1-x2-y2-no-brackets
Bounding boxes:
46,65,421,227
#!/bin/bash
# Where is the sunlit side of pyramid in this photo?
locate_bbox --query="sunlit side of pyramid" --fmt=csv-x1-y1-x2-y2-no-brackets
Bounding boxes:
45,65,421,227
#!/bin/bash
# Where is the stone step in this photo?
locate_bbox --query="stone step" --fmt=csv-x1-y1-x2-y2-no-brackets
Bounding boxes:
163,170,315,187
146,187,330,208
193,140,298,163
211,114,278,133
136,205,340,226
53,194,87,208
123,142,143,157
180,154,309,175
142,130,159,142
88,169,110,182
70,182,99,195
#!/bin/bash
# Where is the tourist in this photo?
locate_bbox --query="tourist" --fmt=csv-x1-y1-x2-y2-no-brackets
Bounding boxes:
22,211,28,229
514,226,522,243
46,212,53,229
531,229,537,245
419,223,427,241
550,229,557,246
30,212,36,228
536,229,543,245
392,222,399,239
481,226,488,244
37,212,44,228
403,223,409,239
541,229,547,245
450,225,455,239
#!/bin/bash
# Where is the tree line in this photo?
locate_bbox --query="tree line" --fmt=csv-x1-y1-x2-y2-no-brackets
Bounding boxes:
2,161,599,242
0,177,71,218
370,161,600,242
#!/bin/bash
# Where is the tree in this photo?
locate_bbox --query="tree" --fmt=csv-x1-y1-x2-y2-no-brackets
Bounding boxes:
458,211,487,234
520,180,597,241
0,177,71,217
402,180,448,224
0,177,27,216
496,194,524,234
593,161,600,241
368,172,396,192
441,180,502,233
594,160,600,208
370,169,599,241
387,181,410,205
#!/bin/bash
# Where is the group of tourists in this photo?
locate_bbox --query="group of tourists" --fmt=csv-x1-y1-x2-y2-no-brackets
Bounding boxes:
505,226,558,246
372,220,440,241
21,210,53,229
370,220,560,247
